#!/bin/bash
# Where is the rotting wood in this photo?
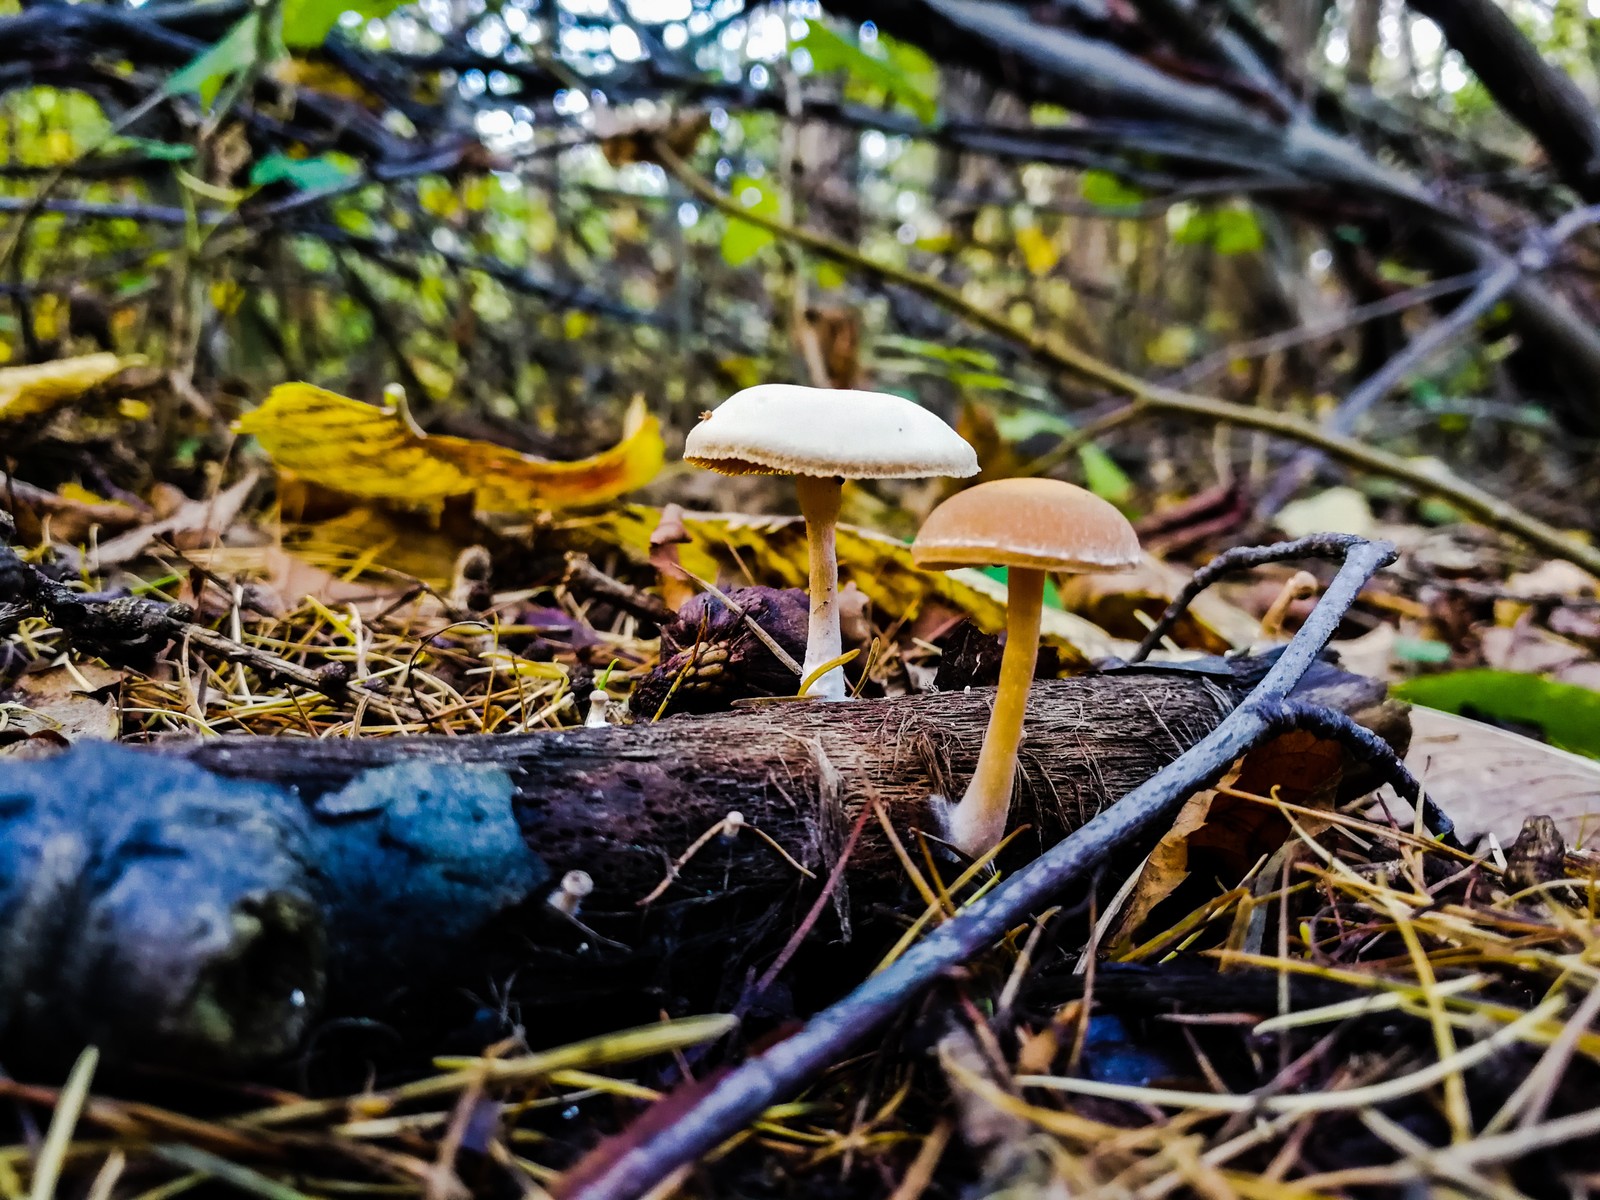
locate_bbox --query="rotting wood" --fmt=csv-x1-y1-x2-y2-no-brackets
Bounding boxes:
0,657,1396,1071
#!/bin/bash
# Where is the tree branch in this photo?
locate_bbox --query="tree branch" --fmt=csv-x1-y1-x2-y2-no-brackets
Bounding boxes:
658,143,1600,578
1406,0,1600,203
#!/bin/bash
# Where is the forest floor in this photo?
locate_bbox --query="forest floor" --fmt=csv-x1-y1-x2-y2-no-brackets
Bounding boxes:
4,364,1600,1198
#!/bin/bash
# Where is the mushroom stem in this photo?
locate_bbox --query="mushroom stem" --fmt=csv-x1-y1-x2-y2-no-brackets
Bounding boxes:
947,566,1044,856
794,473,848,701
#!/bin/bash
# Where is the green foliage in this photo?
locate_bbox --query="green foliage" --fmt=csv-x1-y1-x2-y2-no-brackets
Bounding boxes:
1394,669,1600,759
250,153,357,191
1392,636,1451,664
105,137,195,163
167,12,266,107
283,0,409,47
720,175,779,266
798,20,938,124
1080,170,1144,210
1076,443,1133,506
1173,206,1263,255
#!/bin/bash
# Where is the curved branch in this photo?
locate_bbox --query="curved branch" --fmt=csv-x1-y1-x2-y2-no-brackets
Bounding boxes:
658,143,1600,578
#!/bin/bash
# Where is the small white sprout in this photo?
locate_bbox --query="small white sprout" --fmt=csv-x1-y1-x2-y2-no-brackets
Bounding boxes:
549,869,594,916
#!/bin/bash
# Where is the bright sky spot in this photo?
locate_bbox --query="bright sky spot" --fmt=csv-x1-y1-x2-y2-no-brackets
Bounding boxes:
611,24,645,61
627,0,691,21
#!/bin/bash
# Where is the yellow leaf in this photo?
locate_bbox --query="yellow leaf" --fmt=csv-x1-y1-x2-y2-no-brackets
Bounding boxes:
236,383,664,513
1144,325,1198,367
1015,225,1059,276
559,504,1131,667
0,353,142,423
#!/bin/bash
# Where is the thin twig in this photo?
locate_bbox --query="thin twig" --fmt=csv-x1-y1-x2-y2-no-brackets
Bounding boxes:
656,144,1600,577
1256,203,1600,517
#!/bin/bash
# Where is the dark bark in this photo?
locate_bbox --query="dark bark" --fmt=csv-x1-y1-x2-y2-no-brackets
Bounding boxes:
0,657,1392,1072
1407,0,1600,203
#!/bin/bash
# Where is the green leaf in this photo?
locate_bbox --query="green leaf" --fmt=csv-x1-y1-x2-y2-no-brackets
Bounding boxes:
813,259,847,289
101,136,195,163
1393,669,1600,759
283,0,408,47
1211,208,1263,255
1080,170,1144,209
1392,636,1451,664
799,20,937,124
167,13,261,107
1077,443,1133,506
1174,206,1263,255
250,153,356,191
719,175,779,267
948,370,1011,391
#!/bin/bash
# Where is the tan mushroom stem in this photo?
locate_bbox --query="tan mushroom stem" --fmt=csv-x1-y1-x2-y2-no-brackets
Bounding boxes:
794,473,848,701
945,566,1045,857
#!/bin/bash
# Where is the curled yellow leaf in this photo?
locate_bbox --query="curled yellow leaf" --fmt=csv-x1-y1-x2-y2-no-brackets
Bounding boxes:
0,353,143,423
236,383,664,513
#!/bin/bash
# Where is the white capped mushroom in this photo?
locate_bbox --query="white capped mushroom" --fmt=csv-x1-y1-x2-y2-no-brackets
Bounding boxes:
685,384,977,700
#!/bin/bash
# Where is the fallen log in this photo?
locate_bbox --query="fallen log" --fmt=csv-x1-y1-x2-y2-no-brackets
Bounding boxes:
0,655,1398,1073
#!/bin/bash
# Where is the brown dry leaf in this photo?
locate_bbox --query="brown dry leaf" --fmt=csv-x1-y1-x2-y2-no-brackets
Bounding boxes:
236,384,664,513
184,543,421,618
1183,729,1345,879
1479,621,1589,676
1113,726,1351,949
1056,555,1260,654
0,469,145,544
0,353,143,422
89,472,260,568
1405,707,1600,847
563,504,1128,666
0,662,123,750
1108,778,1224,952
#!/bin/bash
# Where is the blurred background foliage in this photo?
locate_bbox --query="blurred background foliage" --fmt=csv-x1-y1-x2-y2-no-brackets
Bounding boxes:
1,0,1599,543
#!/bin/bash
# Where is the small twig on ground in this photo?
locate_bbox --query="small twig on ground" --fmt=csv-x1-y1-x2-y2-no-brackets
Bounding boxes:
558,536,1404,1200
1129,534,1369,663
562,553,674,625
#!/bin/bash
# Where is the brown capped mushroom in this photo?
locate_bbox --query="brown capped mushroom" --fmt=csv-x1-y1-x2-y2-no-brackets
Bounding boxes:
912,478,1141,857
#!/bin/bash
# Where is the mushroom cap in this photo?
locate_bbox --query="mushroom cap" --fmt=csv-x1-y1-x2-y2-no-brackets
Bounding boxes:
683,384,978,479
911,477,1142,573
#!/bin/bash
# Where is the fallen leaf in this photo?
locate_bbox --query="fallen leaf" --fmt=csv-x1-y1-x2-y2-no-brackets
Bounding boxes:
1478,621,1588,677
0,662,123,749
89,472,260,568
1330,622,1397,682
1404,707,1600,847
236,384,664,513
1274,486,1375,540
1108,781,1219,952
1395,669,1600,759
0,353,143,422
0,469,145,544
183,543,420,618
1056,555,1260,654
1504,560,1599,599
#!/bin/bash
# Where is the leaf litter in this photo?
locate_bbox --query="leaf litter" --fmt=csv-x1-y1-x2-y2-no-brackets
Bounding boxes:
3,381,1600,1196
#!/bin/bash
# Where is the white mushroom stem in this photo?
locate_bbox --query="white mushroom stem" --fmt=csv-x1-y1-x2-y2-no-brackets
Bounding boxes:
794,473,848,701
945,567,1045,857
